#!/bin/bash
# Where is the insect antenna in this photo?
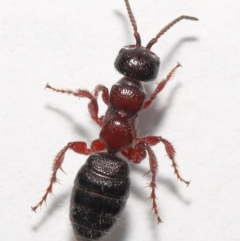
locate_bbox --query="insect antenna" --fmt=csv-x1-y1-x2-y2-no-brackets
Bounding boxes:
124,0,141,47
146,15,198,50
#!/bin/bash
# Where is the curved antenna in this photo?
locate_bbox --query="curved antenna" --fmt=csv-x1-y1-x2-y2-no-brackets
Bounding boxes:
146,15,198,50
124,0,141,47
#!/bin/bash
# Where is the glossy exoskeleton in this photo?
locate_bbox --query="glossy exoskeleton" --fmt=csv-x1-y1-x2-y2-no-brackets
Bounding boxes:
32,0,198,240
70,153,130,240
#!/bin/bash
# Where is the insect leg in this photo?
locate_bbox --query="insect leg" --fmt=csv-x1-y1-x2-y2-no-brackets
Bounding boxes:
157,137,190,185
136,136,190,185
45,83,104,127
144,143,162,224
122,142,162,223
143,63,181,109
31,139,105,212
93,85,109,106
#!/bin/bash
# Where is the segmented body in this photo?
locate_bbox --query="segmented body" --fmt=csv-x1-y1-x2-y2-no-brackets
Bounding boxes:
100,77,146,153
70,153,130,240
32,0,198,240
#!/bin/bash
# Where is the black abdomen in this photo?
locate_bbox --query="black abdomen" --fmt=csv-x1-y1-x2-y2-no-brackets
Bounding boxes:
70,152,130,241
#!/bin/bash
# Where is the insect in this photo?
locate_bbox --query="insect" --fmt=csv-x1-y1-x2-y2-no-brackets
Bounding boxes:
32,0,198,240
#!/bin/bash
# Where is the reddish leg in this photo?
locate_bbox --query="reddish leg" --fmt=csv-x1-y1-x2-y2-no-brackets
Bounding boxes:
143,63,181,109
45,84,108,127
93,85,109,106
121,142,146,164
158,137,190,185
31,139,105,212
122,141,162,223
136,136,190,185
144,143,162,223
122,135,189,223
92,85,109,125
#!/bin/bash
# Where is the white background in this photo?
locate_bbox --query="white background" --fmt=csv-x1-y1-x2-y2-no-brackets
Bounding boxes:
1,0,240,240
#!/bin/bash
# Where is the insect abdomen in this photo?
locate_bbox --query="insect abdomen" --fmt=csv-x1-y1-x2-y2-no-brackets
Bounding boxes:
70,152,130,241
